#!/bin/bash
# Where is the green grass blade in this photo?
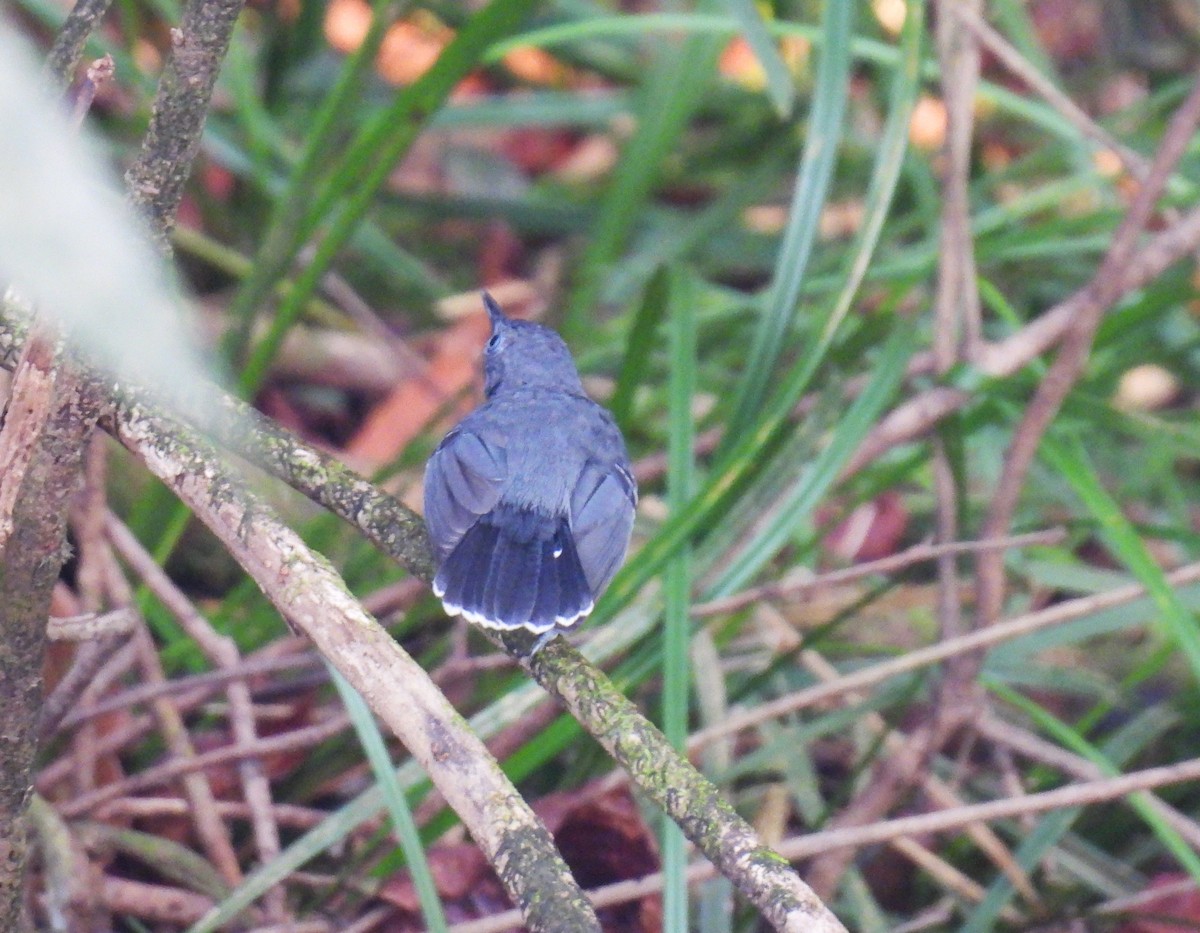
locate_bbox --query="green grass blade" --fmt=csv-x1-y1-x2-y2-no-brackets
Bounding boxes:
721,0,854,452
709,321,915,597
818,0,923,347
329,667,448,933
609,267,670,432
1040,433,1200,684
224,0,400,361
662,266,698,931
690,0,920,481
238,0,540,393
604,150,791,304
485,13,894,69
492,12,1176,157
989,0,1059,81
721,0,795,117
563,6,724,336
989,680,1200,881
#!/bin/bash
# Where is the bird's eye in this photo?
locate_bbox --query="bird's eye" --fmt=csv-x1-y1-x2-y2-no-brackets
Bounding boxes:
486,333,501,350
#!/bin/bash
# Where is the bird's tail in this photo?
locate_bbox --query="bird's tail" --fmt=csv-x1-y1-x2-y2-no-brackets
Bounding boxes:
433,508,594,633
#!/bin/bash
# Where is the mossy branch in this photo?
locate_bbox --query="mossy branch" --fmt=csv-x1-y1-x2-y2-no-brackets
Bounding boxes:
124,0,245,245
137,360,844,930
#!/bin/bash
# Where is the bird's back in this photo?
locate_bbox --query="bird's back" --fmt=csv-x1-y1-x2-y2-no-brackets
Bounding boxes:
424,295,636,641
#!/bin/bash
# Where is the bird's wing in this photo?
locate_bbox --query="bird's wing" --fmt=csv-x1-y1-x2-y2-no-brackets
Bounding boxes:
423,426,507,561
570,457,637,596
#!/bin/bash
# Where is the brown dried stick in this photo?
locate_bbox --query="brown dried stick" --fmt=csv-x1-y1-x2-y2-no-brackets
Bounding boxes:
692,528,1065,617
107,514,286,920
56,717,349,819
95,797,327,830
934,0,984,362
780,755,1200,860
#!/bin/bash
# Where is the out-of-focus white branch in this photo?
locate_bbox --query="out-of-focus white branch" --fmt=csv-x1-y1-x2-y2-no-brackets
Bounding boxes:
0,22,213,404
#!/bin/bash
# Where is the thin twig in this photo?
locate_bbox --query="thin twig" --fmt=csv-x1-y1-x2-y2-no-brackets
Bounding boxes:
92,797,327,830
952,5,1151,180
38,656,319,794
54,646,319,731
45,0,116,86
692,528,1065,618
1092,877,1200,919
57,716,350,819
934,0,983,360
45,608,136,641
107,513,288,922
976,715,1200,851
779,754,1200,860
37,630,130,738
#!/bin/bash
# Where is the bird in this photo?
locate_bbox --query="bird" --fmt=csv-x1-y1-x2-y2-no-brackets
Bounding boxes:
423,293,637,649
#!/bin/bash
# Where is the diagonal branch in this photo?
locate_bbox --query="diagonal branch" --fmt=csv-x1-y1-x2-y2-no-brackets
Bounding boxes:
844,198,1200,478
972,71,1200,636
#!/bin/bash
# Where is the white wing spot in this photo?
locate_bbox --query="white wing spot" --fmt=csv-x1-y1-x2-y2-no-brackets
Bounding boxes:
553,546,563,558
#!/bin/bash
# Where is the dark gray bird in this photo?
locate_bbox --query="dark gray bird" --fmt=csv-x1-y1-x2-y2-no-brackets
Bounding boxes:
423,293,636,643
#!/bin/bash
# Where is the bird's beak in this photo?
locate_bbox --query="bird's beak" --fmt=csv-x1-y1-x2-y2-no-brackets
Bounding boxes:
482,291,506,328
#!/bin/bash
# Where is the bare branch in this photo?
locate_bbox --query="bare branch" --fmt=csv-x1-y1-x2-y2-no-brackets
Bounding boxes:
45,0,115,87
124,0,246,243
0,325,98,928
